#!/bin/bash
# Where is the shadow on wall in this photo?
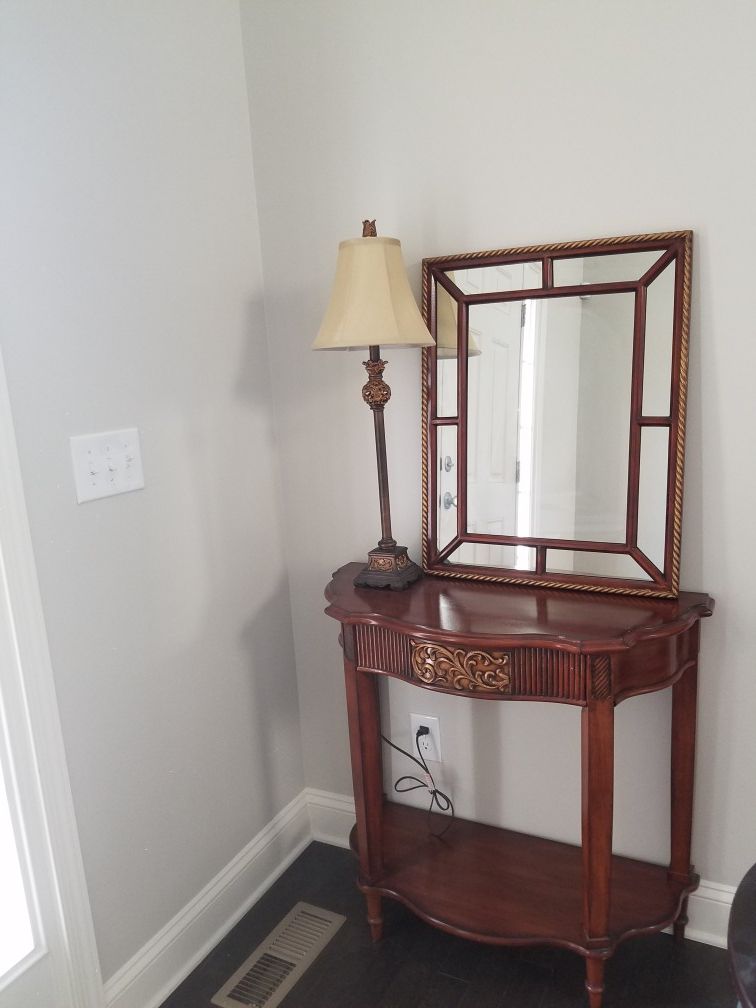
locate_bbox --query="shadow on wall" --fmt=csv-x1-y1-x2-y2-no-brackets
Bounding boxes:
239,573,302,819
236,297,280,428
143,292,304,889
132,575,302,916
234,297,303,815
253,282,381,568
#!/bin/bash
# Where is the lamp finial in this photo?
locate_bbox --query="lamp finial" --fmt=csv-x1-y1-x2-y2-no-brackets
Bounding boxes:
361,219,377,237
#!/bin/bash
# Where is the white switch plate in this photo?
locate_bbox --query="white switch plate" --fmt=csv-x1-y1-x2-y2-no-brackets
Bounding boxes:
70,428,145,503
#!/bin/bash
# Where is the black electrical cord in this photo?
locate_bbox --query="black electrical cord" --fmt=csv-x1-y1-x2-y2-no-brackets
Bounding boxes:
381,727,455,838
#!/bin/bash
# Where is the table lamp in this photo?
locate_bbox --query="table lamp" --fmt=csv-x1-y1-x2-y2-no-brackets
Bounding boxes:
313,220,434,589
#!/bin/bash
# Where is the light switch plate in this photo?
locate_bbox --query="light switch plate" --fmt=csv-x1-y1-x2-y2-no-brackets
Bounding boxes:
70,428,145,503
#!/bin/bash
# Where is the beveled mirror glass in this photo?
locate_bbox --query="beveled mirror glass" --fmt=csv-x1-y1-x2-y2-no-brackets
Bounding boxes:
421,231,692,597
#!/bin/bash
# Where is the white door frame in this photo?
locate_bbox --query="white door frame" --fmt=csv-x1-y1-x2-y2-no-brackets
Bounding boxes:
0,345,103,1007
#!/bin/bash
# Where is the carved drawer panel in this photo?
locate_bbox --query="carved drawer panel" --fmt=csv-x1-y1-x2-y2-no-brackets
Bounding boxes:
411,640,511,693
353,625,588,702
508,647,588,702
354,624,412,677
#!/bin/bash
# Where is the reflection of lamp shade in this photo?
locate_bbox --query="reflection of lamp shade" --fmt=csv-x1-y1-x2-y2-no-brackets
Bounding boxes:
312,236,434,350
435,286,481,359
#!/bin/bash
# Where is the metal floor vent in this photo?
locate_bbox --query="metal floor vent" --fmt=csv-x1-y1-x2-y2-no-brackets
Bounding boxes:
211,902,345,1008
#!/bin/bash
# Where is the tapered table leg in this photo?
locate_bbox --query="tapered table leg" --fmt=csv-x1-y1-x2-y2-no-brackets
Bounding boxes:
343,629,384,939
365,890,383,942
585,957,606,1008
670,637,699,941
581,692,614,1008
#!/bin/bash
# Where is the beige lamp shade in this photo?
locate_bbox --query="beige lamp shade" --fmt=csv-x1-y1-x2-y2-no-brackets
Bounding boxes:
313,236,434,350
435,284,481,359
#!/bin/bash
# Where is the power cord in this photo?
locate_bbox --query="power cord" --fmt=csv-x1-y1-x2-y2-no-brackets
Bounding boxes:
381,726,455,838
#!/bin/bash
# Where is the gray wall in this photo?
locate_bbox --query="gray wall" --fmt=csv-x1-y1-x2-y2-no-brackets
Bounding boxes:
242,0,756,885
0,0,303,979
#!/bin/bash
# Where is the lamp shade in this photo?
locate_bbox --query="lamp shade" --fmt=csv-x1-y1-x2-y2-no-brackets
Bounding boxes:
435,284,481,359
313,236,434,350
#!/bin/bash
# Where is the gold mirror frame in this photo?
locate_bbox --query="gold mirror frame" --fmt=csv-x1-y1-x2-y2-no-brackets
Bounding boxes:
421,230,692,598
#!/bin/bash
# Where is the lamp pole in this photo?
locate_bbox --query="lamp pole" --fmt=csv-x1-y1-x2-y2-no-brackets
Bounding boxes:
353,344,422,589
363,346,394,549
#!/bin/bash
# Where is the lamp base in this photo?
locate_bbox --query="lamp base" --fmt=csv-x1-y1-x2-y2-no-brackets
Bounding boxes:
353,544,423,591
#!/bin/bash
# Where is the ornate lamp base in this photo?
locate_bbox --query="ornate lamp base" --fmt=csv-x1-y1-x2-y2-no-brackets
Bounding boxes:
353,544,423,591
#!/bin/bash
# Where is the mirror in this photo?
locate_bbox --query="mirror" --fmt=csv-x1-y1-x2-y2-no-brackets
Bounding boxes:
421,231,692,597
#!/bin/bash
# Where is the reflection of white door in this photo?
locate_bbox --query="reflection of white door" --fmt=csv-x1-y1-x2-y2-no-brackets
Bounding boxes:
467,302,523,567
436,425,458,551
0,351,102,1008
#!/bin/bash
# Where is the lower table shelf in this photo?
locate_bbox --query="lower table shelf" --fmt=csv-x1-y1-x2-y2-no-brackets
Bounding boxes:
350,801,697,957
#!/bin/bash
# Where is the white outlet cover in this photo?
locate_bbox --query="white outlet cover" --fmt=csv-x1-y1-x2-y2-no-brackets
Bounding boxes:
70,428,145,503
410,713,442,761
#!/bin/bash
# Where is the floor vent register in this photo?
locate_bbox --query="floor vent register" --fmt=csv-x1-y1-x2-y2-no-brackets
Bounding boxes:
211,902,345,1008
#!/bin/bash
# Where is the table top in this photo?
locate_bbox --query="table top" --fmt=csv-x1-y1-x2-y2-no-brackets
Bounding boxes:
325,563,713,653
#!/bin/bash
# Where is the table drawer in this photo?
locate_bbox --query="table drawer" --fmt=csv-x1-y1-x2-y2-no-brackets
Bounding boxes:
352,624,590,703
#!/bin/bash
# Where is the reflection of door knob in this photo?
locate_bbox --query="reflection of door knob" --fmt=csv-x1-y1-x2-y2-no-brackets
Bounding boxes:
443,492,458,510
443,455,455,472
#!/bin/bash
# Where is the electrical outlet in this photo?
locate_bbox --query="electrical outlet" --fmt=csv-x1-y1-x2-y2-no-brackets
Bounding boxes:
410,714,442,761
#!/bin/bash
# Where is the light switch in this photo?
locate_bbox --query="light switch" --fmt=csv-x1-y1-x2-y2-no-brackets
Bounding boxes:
70,428,145,503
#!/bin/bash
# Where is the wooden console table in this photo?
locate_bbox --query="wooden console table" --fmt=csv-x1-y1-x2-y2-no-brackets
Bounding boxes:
324,563,713,1008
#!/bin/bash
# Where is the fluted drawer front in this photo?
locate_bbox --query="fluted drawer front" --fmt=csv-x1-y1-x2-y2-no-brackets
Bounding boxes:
353,625,587,701
508,647,587,701
354,624,413,678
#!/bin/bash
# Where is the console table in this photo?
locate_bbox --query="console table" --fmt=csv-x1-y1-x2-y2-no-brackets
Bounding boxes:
324,563,713,1008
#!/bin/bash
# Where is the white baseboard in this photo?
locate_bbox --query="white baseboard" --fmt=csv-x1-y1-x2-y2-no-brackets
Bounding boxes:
103,791,312,1008
103,787,733,1008
305,787,355,848
686,879,735,948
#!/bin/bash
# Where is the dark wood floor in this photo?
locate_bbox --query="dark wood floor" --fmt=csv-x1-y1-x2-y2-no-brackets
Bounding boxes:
159,842,736,1008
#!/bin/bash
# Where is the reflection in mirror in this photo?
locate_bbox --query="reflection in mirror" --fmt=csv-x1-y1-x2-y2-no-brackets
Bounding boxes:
552,250,663,286
446,261,542,295
435,284,482,360
448,542,536,570
643,263,675,416
435,283,481,417
545,550,653,581
465,300,521,542
573,293,634,541
436,346,457,417
638,427,669,571
466,294,634,544
436,425,457,551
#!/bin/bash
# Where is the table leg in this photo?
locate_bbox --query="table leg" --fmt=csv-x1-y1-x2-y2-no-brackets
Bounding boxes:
581,695,614,1007
343,633,384,938
365,890,383,942
585,957,606,1008
670,645,699,940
